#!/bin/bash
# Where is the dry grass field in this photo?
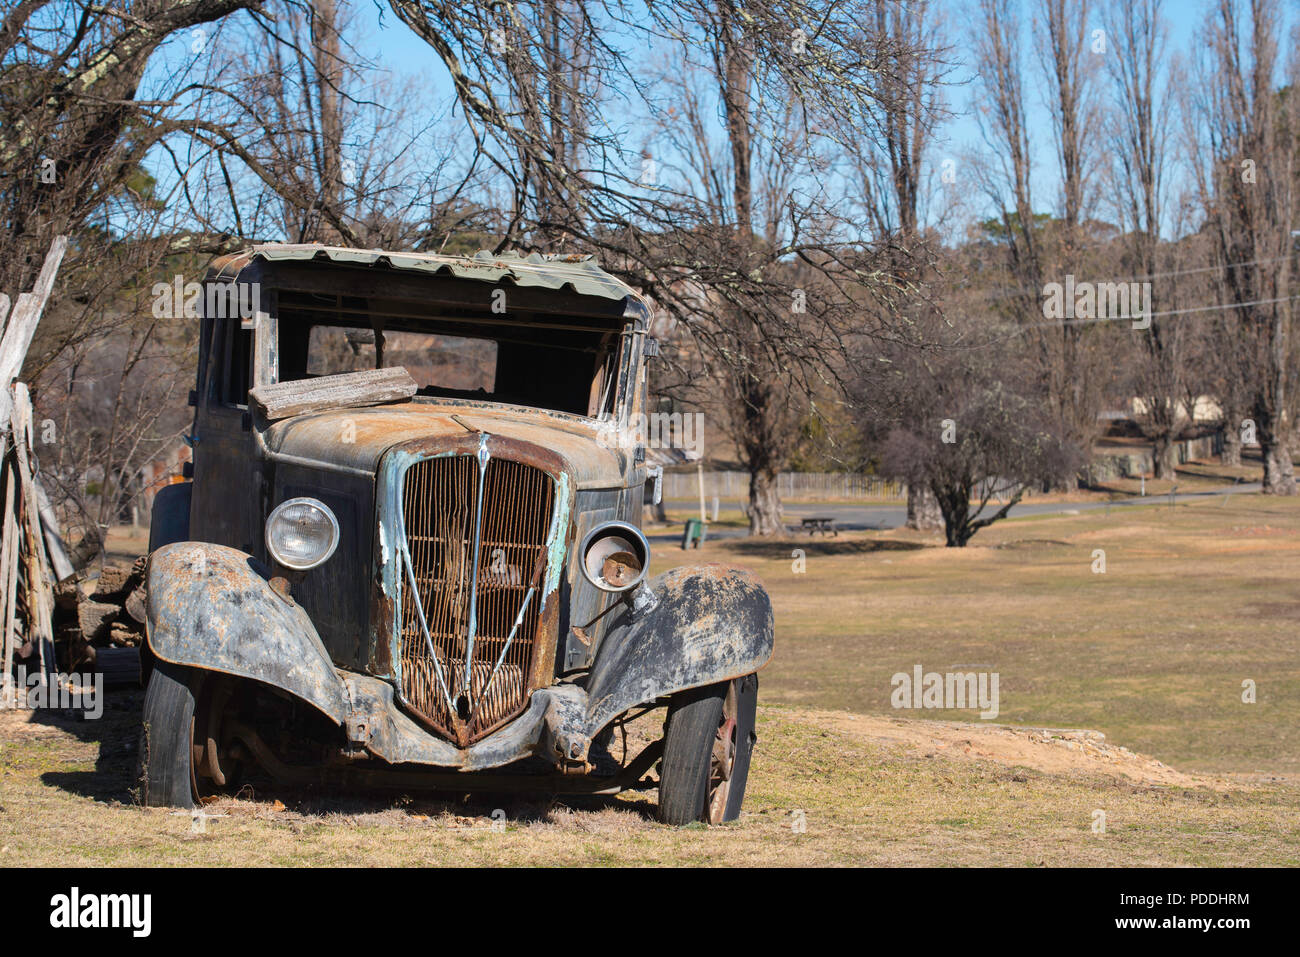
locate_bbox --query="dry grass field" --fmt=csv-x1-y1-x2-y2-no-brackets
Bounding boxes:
2,492,1298,866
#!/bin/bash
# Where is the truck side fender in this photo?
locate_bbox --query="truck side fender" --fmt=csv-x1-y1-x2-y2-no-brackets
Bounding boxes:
144,542,347,724
583,564,774,735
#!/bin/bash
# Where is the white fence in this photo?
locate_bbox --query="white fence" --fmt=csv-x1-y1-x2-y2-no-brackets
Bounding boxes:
663,470,908,501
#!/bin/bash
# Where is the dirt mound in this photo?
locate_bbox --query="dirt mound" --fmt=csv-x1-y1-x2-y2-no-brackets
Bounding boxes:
794,709,1222,788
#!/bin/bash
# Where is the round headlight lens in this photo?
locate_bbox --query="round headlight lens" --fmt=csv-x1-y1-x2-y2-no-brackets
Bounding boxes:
580,521,650,593
265,497,340,570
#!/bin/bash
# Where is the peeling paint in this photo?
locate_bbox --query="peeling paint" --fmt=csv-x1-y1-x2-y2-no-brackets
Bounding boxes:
544,471,572,596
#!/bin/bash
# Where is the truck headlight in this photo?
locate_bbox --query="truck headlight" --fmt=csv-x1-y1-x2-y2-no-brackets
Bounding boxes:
580,521,649,593
265,497,340,570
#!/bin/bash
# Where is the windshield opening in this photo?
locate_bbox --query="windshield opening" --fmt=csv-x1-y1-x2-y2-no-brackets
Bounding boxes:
274,290,625,418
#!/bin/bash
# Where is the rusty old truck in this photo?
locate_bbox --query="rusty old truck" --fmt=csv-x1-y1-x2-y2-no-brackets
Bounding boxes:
139,244,773,825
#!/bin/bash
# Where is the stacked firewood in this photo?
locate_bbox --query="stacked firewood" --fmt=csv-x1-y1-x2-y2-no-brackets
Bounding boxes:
57,557,148,664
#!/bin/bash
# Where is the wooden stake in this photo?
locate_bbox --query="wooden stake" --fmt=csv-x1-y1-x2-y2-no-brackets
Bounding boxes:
0,235,68,431
10,384,56,683
0,453,18,698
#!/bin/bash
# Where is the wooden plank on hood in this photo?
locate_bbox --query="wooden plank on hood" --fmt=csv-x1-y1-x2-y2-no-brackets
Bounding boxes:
249,366,418,421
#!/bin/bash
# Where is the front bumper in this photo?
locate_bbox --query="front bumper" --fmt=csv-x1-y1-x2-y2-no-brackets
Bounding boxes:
342,671,592,770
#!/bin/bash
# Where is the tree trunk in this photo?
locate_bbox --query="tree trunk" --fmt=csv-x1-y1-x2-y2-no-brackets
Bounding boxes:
905,484,942,530
1221,417,1242,466
1053,470,1079,493
311,0,346,243
934,485,970,547
1262,439,1297,494
747,468,784,536
1151,435,1176,480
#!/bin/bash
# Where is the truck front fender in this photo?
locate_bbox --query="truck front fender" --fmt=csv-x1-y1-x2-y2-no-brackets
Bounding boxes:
144,542,347,724
583,564,774,734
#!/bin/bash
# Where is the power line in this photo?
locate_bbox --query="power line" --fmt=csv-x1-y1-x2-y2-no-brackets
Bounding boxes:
1023,294,1300,330
970,254,1295,304
1074,254,1290,285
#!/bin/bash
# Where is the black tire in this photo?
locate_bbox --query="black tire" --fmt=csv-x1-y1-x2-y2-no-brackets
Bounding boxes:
657,673,759,825
137,660,199,809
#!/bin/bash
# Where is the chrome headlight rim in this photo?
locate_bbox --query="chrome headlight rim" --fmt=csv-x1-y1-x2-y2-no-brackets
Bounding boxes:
265,496,340,571
579,520,650,593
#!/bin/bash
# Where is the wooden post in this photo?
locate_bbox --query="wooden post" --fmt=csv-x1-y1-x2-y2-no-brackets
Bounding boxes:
33,474,73,581
697,459,706,524
0,455,18,700
10,384,57,684
0,235,68,398
0,235,71,691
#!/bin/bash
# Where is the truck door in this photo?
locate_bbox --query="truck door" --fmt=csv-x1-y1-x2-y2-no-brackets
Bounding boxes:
188,313,263,554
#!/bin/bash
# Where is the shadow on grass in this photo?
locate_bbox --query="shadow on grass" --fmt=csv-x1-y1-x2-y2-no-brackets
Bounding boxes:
725,537,929,558
37,686,659,823
36,686,146,804
250,786,648,826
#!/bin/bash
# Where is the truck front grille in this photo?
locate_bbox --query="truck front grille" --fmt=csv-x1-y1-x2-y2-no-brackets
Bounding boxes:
397,445,554,744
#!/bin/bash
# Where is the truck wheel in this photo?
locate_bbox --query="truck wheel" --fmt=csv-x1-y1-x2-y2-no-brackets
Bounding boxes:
657,674,758,825
137,660,246,808
137,659,200,809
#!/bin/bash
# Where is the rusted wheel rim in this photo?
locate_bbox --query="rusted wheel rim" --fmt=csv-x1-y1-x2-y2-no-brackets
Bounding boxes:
190,675,237,802
706,682,739,824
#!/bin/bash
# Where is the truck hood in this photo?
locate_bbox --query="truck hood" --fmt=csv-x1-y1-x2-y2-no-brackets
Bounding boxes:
260,399,631,490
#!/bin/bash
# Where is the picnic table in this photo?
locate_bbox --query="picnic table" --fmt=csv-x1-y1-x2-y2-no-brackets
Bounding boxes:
799,516,837,536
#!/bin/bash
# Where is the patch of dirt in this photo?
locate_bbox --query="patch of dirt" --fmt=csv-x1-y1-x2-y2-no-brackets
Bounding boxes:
1243,601,1300,621
798,709,1229,789
0,707,69,738
1226,525,1298,537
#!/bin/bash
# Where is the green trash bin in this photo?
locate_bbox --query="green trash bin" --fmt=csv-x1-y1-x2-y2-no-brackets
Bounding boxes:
681,518,707,550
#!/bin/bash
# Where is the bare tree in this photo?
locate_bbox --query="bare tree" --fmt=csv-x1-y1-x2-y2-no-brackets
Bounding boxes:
167,0,479,249
0,0,263,298
847,0,949,530
863,294,1083,547
1185,0,1297,493
1101,0,1188,478
33,250,198,561
639,13,826,534
971,0,1113,487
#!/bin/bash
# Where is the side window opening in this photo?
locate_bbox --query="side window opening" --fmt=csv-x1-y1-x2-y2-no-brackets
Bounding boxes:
589,333,621,418
215,318,252,408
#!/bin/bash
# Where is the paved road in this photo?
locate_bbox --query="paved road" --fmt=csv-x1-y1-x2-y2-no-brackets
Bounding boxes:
652,482,1261,542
